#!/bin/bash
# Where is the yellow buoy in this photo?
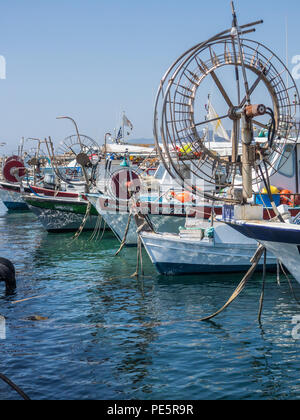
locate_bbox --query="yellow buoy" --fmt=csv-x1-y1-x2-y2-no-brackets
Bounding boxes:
261,186,279,195
180,143,192,154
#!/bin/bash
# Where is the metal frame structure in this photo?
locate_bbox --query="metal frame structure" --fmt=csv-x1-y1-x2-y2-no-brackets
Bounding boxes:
153,2,300,203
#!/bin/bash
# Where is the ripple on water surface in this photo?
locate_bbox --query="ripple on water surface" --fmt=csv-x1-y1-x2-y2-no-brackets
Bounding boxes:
0,202,300,400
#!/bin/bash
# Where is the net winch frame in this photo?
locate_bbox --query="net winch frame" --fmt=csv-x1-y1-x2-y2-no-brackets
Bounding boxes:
153,17,300,203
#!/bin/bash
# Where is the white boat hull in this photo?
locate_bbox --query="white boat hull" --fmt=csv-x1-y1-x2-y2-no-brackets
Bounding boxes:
88,195,186,245
0,183,29,210
140,223,278,275
226,220,300,285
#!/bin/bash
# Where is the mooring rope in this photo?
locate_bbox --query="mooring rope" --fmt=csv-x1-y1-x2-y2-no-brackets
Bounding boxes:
279,261,300,306
131,235,144,278
197,245,265,322
89,215,102,242
96,220,107,242
0,373,30,400
277,260,281,286
258,249,267,324
71,201,92,241
115,214,132,256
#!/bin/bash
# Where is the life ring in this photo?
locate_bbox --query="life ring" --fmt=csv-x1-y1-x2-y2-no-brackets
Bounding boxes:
110,169,141,201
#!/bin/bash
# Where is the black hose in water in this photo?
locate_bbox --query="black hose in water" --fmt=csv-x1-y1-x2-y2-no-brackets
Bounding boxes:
0,373,31,400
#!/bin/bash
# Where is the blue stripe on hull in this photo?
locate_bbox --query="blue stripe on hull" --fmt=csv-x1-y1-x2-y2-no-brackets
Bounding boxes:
155,262,277,276
228,223,300,245
3,201,29,211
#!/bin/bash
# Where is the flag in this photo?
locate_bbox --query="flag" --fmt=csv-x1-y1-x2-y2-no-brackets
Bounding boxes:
206,101,230,142
116,127,123,144
123,114,133,131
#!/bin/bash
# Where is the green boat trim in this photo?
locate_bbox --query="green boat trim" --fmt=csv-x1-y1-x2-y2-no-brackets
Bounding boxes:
24,196,99,216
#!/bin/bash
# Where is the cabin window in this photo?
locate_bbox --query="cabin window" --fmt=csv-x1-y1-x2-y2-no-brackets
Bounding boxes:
277,145,295,178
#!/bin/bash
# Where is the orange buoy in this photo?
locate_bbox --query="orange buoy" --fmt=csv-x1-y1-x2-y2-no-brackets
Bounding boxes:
280,189,293,206
174,191,192,203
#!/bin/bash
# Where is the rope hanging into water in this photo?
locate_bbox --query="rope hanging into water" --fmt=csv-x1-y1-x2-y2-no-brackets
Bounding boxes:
0,373,30,400
89,215,102,241
258,249,267,324
89,215,106,242
197,245,265,322
279,261,300,306
131,235,144,278
115,214,132,256
72,201,92,241
277,260,281,286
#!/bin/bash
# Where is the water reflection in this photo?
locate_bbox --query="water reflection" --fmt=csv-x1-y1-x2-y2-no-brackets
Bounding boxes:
1,203,300,399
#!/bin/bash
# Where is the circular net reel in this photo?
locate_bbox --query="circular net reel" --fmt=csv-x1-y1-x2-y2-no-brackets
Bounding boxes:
55,134,99,185
56,134,99,160
24,145,49,167
3,157,26,183
154,21,300,202
109,168,141,202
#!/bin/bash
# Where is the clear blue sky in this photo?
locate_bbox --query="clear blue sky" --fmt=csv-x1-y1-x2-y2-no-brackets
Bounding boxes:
0,0,300,153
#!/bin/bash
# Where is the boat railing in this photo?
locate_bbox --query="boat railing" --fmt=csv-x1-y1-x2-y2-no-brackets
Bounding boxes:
253,192,300,208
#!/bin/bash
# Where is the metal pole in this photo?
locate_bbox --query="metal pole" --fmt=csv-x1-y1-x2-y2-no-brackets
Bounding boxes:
104,133,111,156
122,111,125,144
241,114,254,201
56,116,90,192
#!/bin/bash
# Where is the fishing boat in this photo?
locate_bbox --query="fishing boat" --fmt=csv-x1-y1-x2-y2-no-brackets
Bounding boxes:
0,137,62,211
21,130,111,233
89,140,300,246
23,193,100,233
0,180,30,211
224,207,300,285
139,221,277,275
87,192,195,244
131,2,300,278
0,156,29,211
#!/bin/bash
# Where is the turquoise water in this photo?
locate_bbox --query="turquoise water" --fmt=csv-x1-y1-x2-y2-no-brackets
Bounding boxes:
0,201,300,400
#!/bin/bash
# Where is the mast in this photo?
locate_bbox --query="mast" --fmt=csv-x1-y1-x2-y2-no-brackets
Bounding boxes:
207,94,211,145
122,111,125,144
